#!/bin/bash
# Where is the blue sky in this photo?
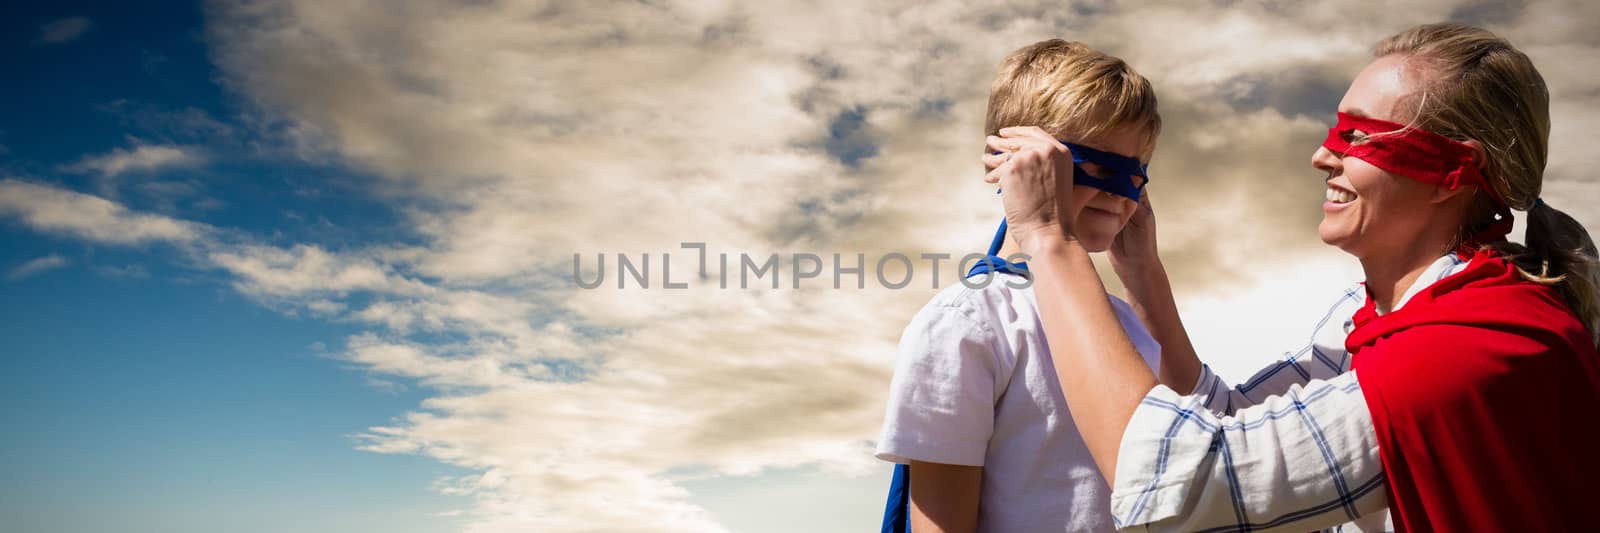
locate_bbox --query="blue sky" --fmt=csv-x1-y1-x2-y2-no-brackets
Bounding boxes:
3,1,1597,532
3,3,893,531
1,3,465,532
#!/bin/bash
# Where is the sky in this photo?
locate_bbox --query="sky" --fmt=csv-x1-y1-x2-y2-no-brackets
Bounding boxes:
2,1,1598,532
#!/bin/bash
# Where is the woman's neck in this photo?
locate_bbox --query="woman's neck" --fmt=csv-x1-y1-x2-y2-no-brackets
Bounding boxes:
1360,237,1454,313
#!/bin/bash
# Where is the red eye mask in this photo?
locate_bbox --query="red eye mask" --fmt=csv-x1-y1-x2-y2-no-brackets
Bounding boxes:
1322,111,1512,245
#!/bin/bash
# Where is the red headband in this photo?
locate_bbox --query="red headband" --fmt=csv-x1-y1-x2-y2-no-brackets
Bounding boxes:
1322,112,1512,245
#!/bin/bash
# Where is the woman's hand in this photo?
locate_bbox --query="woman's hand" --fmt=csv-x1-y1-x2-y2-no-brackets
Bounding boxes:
1109,192,1161,281
982,126,1079,252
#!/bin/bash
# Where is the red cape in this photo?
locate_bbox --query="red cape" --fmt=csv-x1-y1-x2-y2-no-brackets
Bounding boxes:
1348,250,1600,532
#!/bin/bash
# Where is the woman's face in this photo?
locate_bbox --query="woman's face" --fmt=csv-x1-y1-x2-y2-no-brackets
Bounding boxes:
1069,127,1148,252
1310,55,1445,259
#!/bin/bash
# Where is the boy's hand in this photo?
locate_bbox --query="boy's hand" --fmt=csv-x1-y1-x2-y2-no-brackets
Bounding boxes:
1109,192,1160,274
982,126,1079,251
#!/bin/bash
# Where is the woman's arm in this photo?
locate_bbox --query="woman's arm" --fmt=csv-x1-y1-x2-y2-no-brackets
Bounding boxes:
1123,260,1368,416
1110,195,1361,415
908,461,982,533
1108,194,1206,394
1113,251,1205,395
984,126,1158,483
985,128,1386,529
1024,236,1388,529
1112,372,1386,530
1023,237,1157,483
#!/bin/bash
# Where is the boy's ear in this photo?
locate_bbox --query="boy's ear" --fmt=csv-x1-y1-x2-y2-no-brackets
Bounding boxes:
1136,125,1160,162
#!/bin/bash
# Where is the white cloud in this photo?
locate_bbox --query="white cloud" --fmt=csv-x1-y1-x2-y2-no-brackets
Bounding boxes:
64,143,203,179
6,254,69,281
0,178,204,245
39,16,93,44
207,243,431,299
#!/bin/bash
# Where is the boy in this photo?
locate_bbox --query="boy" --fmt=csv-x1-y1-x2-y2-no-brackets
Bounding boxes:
875,39,1162,532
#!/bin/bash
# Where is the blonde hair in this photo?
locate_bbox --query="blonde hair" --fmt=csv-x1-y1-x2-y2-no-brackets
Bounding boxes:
984,39,1161,158
1376,23,1600,344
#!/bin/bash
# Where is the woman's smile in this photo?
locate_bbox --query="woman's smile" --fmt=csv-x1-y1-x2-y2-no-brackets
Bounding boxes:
1323,181,1358,213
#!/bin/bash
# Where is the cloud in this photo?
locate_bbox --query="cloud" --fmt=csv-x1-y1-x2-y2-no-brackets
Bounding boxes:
0,178,204,245
38,16,93,44
190,0,1600,531
64,143,204,179
61,143,208,200
6,254,69,281
0,175,900,531
207,243,432,299
0,1,1587,531
201,3,1027,529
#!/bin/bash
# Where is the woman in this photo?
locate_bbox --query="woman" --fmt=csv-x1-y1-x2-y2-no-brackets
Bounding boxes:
983,23,1600,531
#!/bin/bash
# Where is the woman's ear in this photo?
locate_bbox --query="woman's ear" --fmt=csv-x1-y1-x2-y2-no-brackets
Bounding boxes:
1461,139,1489,170
1431,139,1490,205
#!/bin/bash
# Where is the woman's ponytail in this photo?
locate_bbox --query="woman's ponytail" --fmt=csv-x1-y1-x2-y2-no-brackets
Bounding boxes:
1514,201,1600,345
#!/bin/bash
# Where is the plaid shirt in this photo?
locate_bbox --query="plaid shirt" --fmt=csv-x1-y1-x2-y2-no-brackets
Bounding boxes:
1110,254,1470,532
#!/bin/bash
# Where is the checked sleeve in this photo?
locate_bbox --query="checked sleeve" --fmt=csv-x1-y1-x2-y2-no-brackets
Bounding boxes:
1110,371,1387,532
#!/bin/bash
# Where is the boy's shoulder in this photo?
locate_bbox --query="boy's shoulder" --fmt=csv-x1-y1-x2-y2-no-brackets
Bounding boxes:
929,270,1029,302
912,273,1037,330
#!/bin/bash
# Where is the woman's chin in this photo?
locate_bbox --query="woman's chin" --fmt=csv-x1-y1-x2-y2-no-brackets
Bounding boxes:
1318,222,1360,254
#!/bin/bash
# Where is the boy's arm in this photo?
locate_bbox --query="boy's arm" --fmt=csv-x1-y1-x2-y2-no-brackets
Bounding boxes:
874,301,1004,527
908,461,982,533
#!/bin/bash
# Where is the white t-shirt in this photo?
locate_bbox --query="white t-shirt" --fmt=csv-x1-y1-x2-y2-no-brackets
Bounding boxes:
876,273,1162,533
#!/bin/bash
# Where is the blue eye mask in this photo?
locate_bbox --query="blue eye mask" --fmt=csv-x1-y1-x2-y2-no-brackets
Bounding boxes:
992,141,1149,202
1063,141,1149,202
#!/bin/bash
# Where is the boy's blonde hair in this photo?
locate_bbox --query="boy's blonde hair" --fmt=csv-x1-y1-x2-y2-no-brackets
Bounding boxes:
985,39,1161,158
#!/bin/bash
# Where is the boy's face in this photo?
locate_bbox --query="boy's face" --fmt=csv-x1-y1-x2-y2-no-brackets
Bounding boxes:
1065,127,1149,252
